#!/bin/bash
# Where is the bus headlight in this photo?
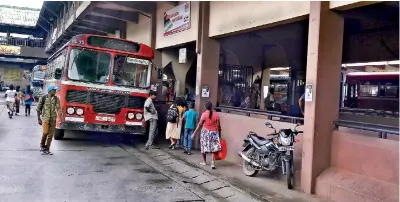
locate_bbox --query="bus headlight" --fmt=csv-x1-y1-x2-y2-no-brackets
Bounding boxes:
76,108,84,115
127,112,135,120
136,113,143,120
67,107,75,115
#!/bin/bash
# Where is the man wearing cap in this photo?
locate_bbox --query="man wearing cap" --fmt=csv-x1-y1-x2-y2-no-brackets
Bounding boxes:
37,86,62,155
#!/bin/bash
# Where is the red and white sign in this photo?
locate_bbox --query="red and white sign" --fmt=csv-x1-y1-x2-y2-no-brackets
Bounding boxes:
164,2,191,37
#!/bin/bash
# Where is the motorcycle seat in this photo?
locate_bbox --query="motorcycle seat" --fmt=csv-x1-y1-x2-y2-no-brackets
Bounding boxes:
250,134,270,146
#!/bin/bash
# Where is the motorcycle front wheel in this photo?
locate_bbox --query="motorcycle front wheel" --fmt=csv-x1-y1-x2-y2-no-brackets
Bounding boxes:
242,148,259,177
285,160,293,189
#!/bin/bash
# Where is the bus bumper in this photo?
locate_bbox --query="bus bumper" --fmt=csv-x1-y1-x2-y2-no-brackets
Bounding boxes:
59,121,146,135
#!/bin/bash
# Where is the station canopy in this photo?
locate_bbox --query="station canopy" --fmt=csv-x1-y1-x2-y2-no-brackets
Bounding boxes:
0,2,43,27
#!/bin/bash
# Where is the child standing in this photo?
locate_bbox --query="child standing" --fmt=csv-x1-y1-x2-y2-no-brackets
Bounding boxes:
182,103,199,155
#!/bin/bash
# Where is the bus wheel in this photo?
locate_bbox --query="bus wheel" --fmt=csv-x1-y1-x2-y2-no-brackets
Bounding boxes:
54,129,65,140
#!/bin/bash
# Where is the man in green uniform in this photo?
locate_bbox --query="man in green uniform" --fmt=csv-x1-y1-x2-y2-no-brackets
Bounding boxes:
37,86,62,155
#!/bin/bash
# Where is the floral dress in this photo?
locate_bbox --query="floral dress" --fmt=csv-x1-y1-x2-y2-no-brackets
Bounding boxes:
200,111,222,153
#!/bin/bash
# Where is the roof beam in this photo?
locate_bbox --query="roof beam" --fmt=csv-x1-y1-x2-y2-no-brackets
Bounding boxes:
90,7,139,23
43,4,59,18
74,25,108,34
76,20,116,33
84,15,127,30
108,1,156,17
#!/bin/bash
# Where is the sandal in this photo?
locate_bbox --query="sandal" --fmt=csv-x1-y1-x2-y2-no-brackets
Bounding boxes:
211,161,216,169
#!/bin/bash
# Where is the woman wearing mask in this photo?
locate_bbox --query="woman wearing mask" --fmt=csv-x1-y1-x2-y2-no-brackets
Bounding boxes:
24,85,34,116
192,101,222,169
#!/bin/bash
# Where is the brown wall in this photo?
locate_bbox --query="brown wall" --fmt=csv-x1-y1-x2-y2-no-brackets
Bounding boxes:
209,1,310,37
155,1,199,49
219,113,303,164
126,15,151,46
331,131,399,184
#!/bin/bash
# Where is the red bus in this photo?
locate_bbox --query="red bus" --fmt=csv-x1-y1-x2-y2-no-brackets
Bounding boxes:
45,34,155,140
344,71,399,112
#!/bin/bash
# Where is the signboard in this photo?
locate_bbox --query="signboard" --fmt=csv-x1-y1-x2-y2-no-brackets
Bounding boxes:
87,36,140,53
164,2,191,36
127,57,149,65
305,84,313,102
179,48,187,63
3,68,21,80
201,85,210,98
0,45,21,55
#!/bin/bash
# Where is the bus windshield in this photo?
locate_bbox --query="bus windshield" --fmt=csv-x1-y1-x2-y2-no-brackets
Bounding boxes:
113,55,151,88
68,48,111,83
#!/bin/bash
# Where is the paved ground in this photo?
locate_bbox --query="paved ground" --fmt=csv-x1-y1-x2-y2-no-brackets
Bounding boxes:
0,105,206,202
0,104,267,202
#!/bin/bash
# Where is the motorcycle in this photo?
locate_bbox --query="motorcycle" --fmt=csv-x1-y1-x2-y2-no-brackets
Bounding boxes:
238,122,303,189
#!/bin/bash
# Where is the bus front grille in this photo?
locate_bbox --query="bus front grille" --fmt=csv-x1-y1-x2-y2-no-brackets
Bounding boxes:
66,90,88,104
89,92,125,114
127,96,146,109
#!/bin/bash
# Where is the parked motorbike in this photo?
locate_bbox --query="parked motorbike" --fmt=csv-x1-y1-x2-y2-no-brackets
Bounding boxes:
238,122,302,189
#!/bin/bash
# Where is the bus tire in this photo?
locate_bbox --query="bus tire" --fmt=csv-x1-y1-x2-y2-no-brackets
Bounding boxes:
54,129,65,140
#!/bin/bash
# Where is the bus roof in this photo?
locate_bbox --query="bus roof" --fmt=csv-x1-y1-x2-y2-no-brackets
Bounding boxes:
48,34,154,61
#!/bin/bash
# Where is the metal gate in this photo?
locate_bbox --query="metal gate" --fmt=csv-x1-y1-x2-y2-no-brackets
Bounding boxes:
219,64,253,105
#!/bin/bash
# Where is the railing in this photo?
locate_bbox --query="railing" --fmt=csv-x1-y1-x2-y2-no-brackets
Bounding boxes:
0,37,45,48
216,105,303,124
340,108,399,118
217,105,399,139
334,119,399,139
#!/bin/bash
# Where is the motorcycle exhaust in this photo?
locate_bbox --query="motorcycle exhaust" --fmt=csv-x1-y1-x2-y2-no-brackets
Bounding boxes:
238,152,261,167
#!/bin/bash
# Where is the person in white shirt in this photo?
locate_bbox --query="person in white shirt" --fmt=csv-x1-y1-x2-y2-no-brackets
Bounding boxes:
5,85,17,119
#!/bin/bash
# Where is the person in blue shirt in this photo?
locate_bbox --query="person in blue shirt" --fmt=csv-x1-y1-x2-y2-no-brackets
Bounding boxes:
24,85,34,116
182,102,199,155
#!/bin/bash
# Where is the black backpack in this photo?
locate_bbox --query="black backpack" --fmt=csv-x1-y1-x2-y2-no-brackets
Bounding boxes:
166,107,179,123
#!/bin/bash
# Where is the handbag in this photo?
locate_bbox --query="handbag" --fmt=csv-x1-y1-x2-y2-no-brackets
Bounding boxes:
215,139,227,160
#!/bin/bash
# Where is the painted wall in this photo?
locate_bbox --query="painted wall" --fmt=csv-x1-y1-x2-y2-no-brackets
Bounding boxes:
155,1,199,49
209,1,309,37
126,15,151,46
315,131,399,202
0,64,30,87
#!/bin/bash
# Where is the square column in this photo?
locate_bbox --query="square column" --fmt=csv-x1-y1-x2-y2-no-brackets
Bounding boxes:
195,1,220,113
193,2,220,149
300,2,344,194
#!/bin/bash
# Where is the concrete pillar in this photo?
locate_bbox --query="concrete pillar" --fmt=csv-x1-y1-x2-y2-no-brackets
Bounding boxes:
195,1,220,114
260,68,271,109
161,50,193,97
301,1,344,194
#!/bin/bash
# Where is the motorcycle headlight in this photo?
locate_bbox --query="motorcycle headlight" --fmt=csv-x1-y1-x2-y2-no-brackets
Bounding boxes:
279,136,291,146
127,112,135,120
67,107,75,115
136,113,143,120
76,108,84,115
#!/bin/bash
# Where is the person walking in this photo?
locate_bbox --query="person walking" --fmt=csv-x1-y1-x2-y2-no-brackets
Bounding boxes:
37,86,62,155
144,91,159,150
182,102,199,155
192,101,222,169
15,86,23,115
5,85,16,119
175,98,186,148
24,85,34,116
165,101,180,149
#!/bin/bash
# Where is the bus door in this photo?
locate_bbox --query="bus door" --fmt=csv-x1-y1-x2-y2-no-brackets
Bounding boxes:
346,82,358,108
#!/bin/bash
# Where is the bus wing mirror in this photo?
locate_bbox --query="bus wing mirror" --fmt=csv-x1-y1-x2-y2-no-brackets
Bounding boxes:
54,68,62,80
